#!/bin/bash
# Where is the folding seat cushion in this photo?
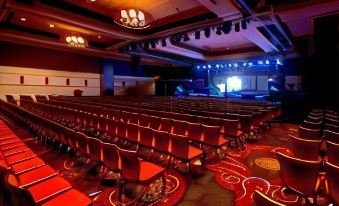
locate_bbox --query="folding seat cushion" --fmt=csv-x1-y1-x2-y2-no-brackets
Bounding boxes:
16,165,57,188
5,150,37,165
0,142,25,150
2,146,31,157
27,176,72,204
0,134,17,140
11,157,46,175
41,189,92,206
0,138,21,146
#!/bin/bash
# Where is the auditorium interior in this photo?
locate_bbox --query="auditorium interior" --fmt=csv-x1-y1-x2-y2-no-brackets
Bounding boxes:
0,0,339,205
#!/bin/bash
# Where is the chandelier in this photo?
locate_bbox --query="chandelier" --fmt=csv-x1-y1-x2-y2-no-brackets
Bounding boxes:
65,35,86,48
114,8,151,29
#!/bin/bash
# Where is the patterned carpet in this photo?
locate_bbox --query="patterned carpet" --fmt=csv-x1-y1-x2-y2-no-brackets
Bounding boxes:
207,145,301,206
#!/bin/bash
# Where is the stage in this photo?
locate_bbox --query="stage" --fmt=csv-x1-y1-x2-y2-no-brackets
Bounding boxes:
189,90,270,100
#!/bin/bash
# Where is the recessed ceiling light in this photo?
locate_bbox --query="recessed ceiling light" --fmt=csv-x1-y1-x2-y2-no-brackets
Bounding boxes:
20,18,26,21
98,36,101,39
90,0,96,2
49,24,55,28
226,47,230,50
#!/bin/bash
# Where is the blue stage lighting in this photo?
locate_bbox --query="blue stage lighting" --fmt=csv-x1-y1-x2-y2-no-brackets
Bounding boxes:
208,65,211,68
248,62,253,66
258,60,263,65
265,60,270,64
203,66,206,69
197,66,200,69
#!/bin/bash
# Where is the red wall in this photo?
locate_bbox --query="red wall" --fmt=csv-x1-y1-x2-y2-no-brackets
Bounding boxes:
0,42,100,73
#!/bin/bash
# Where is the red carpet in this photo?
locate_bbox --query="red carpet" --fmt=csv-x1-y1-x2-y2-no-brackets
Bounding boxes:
207,144,301,206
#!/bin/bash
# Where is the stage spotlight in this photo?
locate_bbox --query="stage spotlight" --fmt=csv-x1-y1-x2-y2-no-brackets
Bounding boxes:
258,60,263,64
216,26,222,35
265,60,270,64
150,40,156,48
197,65,200,69
248,62,253,66
241,20,247,30
216,64,220,68
183,33,190,41
228,64,232,67
161,38,166,47
203,66,206,69
131,43,137,50
234,22,240,32
208,64,211,69
195,30,200,39
222,21,232,34
204,28,210,38
144,41,149,49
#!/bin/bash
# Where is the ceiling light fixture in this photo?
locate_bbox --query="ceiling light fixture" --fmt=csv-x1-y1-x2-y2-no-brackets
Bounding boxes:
49,24,55,28
20,18,26,21
114,7,152,29
65,35,86,48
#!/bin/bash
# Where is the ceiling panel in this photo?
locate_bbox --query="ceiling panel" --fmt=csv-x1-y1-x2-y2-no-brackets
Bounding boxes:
62,0,201,21
9,11,122,44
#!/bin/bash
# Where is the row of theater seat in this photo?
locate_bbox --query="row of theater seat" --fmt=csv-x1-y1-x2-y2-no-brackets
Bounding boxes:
0,120,92,206
21,100,245,150
0,100,171,204
14,100,208,171
39,98,272,138
275,108,339,205
54,96,280,120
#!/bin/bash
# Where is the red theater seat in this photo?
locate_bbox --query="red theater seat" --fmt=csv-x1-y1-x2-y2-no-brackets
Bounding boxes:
17,165,57,188
27,176,72,204
100,142,119,171
41,189,92,206
276,152,321,203
202,125,228,147
5,150,37,165
117,148,166,202
325,162,339,205
170,133,203,171
11,157,46,175
326,141,339,166
2,146,31,157
289,135,322,161
0,142,25,150
0,138,21,146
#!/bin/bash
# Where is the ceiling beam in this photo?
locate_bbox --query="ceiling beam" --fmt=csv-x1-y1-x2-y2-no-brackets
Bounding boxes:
0,27,129,60
195,0,241,17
